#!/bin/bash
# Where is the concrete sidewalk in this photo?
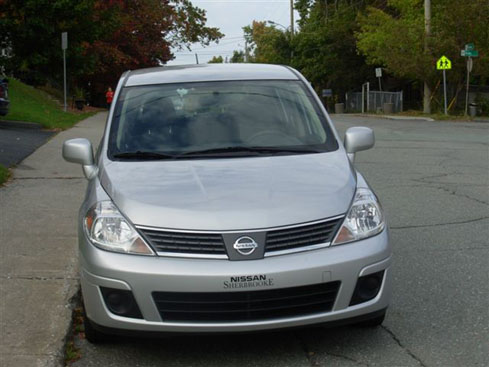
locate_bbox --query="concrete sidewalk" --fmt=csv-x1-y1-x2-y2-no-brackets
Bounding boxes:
0,113,107,367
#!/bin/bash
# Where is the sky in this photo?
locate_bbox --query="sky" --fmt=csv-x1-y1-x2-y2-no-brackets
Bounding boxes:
167,0,298,65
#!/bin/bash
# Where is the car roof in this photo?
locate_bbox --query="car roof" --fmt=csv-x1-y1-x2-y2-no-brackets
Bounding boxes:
125,63,299,86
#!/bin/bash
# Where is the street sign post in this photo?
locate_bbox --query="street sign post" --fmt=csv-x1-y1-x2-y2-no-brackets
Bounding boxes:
375,68,382,91
467,57,473,73
461,43,478,115
436,56,451,115
461,49,479,57
61,32,68,112
322,89,332,98
361,82,370,113
436,55,451,70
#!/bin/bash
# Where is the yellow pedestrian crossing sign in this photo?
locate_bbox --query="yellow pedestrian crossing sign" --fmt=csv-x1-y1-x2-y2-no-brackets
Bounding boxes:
437,56,452,70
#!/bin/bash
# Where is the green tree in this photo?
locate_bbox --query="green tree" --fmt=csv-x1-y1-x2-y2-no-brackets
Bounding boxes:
291,0,372,100
208,55,224,63
243,21,291,64
230,50,245,63
0,0,98,84
236,2,372,101
0,0,223,101
356,0,489,112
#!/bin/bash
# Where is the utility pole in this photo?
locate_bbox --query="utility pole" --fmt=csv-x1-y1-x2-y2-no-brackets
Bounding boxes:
465,57,473,116
423,0,431,114
61,32,68,112
290,0,294,37
195,53,199,64
244,40,249,62
443,68,447,115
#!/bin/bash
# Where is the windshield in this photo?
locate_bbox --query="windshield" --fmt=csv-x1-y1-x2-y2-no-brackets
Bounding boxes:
108,80,338,159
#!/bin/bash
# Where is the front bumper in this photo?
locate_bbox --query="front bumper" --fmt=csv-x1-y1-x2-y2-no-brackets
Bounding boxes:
0,99,9,116
80,228,391,333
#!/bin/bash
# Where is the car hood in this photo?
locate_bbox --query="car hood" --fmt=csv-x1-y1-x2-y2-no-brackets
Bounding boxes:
99,151,355,231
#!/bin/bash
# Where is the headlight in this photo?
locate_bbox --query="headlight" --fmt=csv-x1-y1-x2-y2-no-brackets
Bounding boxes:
332,188,385,245
84,201,154,255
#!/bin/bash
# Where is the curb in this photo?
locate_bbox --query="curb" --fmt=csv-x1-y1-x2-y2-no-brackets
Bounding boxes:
333,113,489,123
0,119,42,129
379,115,435,122
334,114,435,122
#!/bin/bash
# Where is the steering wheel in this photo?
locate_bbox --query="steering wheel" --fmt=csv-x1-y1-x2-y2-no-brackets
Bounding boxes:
247,130,302,146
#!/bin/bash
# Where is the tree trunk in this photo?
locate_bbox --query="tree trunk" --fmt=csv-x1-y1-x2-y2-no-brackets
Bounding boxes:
423,82,431,114
290,0,294,36
423,0,431,114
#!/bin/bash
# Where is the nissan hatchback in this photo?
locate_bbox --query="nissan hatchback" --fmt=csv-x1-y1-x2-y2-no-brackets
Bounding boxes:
63,64,391,343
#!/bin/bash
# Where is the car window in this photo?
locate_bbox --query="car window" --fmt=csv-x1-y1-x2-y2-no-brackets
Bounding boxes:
109,80,337,158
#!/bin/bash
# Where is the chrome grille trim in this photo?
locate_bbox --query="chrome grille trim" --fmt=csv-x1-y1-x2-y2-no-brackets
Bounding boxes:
154,252,229,259
265,217,343,254
136,215,344,259
135,215,344,234
137,227,227,258
264,242,331,257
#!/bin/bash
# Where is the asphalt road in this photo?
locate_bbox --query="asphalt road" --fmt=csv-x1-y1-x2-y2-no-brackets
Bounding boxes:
70,115,488,367
0,121,55,167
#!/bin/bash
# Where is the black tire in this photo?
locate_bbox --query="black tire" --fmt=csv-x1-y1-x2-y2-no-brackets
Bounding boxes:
83,309,110,344
355,312,385,328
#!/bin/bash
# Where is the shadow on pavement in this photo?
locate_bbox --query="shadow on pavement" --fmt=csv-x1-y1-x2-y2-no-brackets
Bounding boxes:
0,120,55,167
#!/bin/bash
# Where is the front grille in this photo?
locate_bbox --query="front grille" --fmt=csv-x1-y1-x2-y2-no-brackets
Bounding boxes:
265,217,343,254
138,228,226,256
138,216,343,258
153,281,340,322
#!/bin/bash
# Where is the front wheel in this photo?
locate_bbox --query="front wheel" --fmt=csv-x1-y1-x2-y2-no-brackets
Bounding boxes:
83,309,110,344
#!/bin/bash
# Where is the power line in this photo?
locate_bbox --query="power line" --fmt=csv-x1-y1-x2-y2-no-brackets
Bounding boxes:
189,38,244,51
217,35,246,40
174,50,238,55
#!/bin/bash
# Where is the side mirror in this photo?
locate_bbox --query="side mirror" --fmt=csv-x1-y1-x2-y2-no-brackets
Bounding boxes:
344,127,375,163
62,138,98,179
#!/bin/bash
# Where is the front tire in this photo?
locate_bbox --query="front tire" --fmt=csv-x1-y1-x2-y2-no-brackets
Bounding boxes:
83,309,110,343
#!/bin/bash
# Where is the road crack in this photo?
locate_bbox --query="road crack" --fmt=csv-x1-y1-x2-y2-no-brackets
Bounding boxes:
432,185,489,206
390,216,489,230
294,332,320,366
324,352,370,366
14,176,84,180
411,174,489,206
1,274,79,281
381,325,427,367
294,332,369,366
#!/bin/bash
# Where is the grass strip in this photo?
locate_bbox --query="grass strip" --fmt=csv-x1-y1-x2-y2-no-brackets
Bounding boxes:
5,78,97,129
0,164,9,185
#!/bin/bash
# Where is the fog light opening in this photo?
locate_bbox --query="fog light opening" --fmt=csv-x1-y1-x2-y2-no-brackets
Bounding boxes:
350,271,384,306
100,287,143,319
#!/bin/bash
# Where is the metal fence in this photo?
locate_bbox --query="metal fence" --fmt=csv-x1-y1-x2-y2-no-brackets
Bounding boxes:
345,90,403,113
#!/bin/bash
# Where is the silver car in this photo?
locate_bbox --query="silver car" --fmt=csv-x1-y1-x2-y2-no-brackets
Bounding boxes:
63,64,391,343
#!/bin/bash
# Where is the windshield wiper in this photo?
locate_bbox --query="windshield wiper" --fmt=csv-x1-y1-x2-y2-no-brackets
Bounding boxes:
113,147,322,160
113,151,177,160
181,146,321,157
